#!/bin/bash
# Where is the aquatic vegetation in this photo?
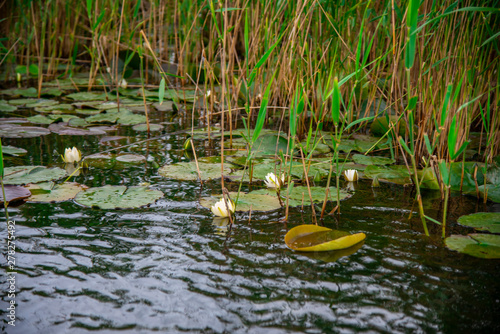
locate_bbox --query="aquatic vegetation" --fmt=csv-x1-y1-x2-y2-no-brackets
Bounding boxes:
285,225,366,252
344,170,359,182
211,198,235,218
62,147,82,164
264,172,284,189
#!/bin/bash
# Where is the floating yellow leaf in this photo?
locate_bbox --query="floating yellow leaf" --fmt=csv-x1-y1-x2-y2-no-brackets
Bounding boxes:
285,225,366,252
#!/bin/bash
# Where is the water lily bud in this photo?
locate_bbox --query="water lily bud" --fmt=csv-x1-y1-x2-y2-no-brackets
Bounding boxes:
62,147,82,164
344,169,358,182
372,176,380,187
264,172,284,189
211,198,235,217
205,90,211,98
119,78,128,89
16,72,22,82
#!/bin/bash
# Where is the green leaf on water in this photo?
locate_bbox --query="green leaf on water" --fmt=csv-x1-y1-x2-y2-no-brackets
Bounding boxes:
26,182,88,202
457,212,500,233
0,185,32,204
75,185,163,209
352,154,395,166
0,124,51,138
1,145,27,156
285,225,366,252
0,101,17,112
200,191,281,212
158,161,233,181
445,233,500,259
3,166,66,185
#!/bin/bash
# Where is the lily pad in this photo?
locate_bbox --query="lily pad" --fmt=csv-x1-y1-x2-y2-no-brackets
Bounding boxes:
363,165,411,184
117,111,147,125
3,166,66,185
35,103,74,113
0,124,50,138
86,112,120,123
252,134,289,156
0,101,17,112
158,161,233,181
352,154,395,166
478,184,500,203
1,145,27,156
25,99,59,108
132,123,164,132
285,225,366,252
284,186,350,207
28,114,78,125
115,154,146,163
0,186,32,204
200,191,281,212
48,123,107,135
457,212,500,233
445,233,500,259
66,92,108,101
26,182,88,202
84,153,116,169
74,185,163,209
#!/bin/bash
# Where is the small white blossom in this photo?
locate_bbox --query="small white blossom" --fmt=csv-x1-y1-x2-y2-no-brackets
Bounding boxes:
264,172,284,189
62,147,82,164
119,78,128,89
344,169,358,182
211,198,235,217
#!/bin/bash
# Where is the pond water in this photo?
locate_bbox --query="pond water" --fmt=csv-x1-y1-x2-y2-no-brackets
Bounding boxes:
1,94,500,333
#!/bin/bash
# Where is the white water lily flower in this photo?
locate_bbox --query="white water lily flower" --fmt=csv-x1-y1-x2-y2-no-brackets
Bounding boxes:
211,198,235,217
344,169,358,182
119,78,128,89
264,172,284,189
205,90,211,98
62,147,82,164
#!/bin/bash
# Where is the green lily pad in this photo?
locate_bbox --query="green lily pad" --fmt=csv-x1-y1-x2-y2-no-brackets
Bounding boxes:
353,134,388,153
3,87,38,97
75,108,103,115
74,185,163,209
158,161,233,181
282,186,350,207
3,166,66,185
66,92,108,101
1,145,27,156
132,123,164,132
252,134,289,156
0,124,51,138
7,98,37,106
86,112,120,123
26,182,88,202
285,225,366,252
25,99,59,108
370,115,406,136
48,123,107,135
115,154,146,163
35,103,74,113
457,212,500,233
117,111,147,125
445,234,500,259
478,184,500,203
0,186,32,204
68,117,90,127
352,154,395,165
363,165,411,185
0,101,17,112
200,191,281,212
28,114,78,124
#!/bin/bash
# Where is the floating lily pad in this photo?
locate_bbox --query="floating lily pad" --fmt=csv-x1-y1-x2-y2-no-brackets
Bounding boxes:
28,114,78,124
1,145,27,156
445,233,500,259
1,87,38,97
3,166,66,185
74,185,163,209
153,101,174,111
66,92,108,101
283,186,350,207
370,115,406,136
0,101,17,112
252,134,289,156
0,124,50,138
25,99,59,108
158,161,232,181
0,186,31,204
35,103,74,113
200,191,281,212
285,225,366,252
352,154,395,166
132,123,164,132
7,98,36,106
457,212,500,233
117,111,147,125
363,165,411,184
26,182,88,202
75,108,103,115
115,154,146,163
86,112,120,123
478,184,500,203
68,117,90,127
48,123,107,135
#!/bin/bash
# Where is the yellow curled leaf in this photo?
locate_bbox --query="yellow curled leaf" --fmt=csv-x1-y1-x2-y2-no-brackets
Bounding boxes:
285,224,366,252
